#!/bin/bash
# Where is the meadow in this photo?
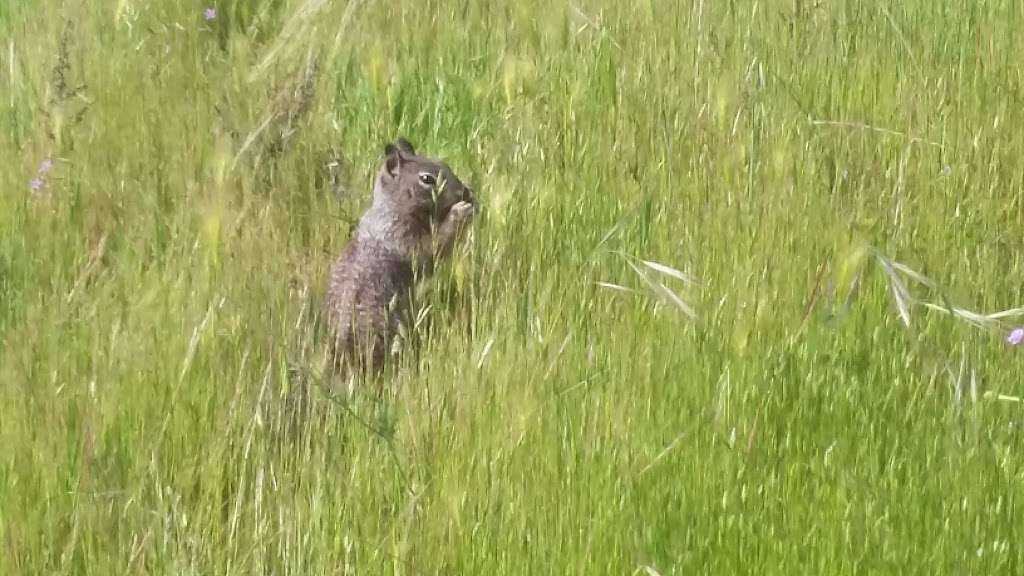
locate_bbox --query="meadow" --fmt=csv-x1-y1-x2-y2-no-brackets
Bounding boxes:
2,0,1023,573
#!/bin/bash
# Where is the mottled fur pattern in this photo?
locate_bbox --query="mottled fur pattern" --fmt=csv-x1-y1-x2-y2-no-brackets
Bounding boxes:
325,138,475,374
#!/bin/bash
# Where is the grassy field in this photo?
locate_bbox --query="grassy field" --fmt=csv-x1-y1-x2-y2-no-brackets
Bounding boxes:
2,0,1024,573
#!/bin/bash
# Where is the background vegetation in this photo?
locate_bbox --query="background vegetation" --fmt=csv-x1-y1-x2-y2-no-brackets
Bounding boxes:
2,1,1023,573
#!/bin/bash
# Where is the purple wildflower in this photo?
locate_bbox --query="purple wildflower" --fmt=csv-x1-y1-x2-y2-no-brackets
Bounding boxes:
1009,328,1024,346
29,158,54,193
203,7,217,21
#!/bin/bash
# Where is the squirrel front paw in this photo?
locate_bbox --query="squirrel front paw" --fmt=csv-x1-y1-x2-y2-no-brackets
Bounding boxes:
447,201,475,226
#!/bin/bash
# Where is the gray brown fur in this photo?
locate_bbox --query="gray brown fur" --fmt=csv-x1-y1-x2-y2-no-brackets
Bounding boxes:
325,138,475,373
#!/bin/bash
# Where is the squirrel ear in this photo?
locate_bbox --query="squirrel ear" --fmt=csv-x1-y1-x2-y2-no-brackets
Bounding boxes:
383,142,405,178
394,137,416,155
383,138,416,178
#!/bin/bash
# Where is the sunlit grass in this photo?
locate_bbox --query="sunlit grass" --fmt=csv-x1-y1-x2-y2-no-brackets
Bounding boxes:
1,1,1023,573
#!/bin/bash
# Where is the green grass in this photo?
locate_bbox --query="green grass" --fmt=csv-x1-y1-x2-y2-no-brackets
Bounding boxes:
2,1,1024,573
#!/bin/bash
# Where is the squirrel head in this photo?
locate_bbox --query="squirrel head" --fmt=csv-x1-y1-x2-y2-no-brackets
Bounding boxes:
375,138,475,222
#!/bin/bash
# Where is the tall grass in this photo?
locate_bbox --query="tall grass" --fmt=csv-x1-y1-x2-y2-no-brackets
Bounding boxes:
2,1,1023,573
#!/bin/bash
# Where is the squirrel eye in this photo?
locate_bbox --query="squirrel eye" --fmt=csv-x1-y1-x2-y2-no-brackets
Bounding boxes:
418,173,437,187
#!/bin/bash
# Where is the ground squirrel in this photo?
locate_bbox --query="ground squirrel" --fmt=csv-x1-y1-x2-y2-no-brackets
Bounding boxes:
325,138,476,374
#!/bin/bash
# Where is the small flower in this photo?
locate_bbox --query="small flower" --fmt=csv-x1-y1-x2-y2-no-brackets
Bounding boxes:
29,177,44,192
203,7,217,21
940,165,952,177
38,158,54,174
1009,328,1024,346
